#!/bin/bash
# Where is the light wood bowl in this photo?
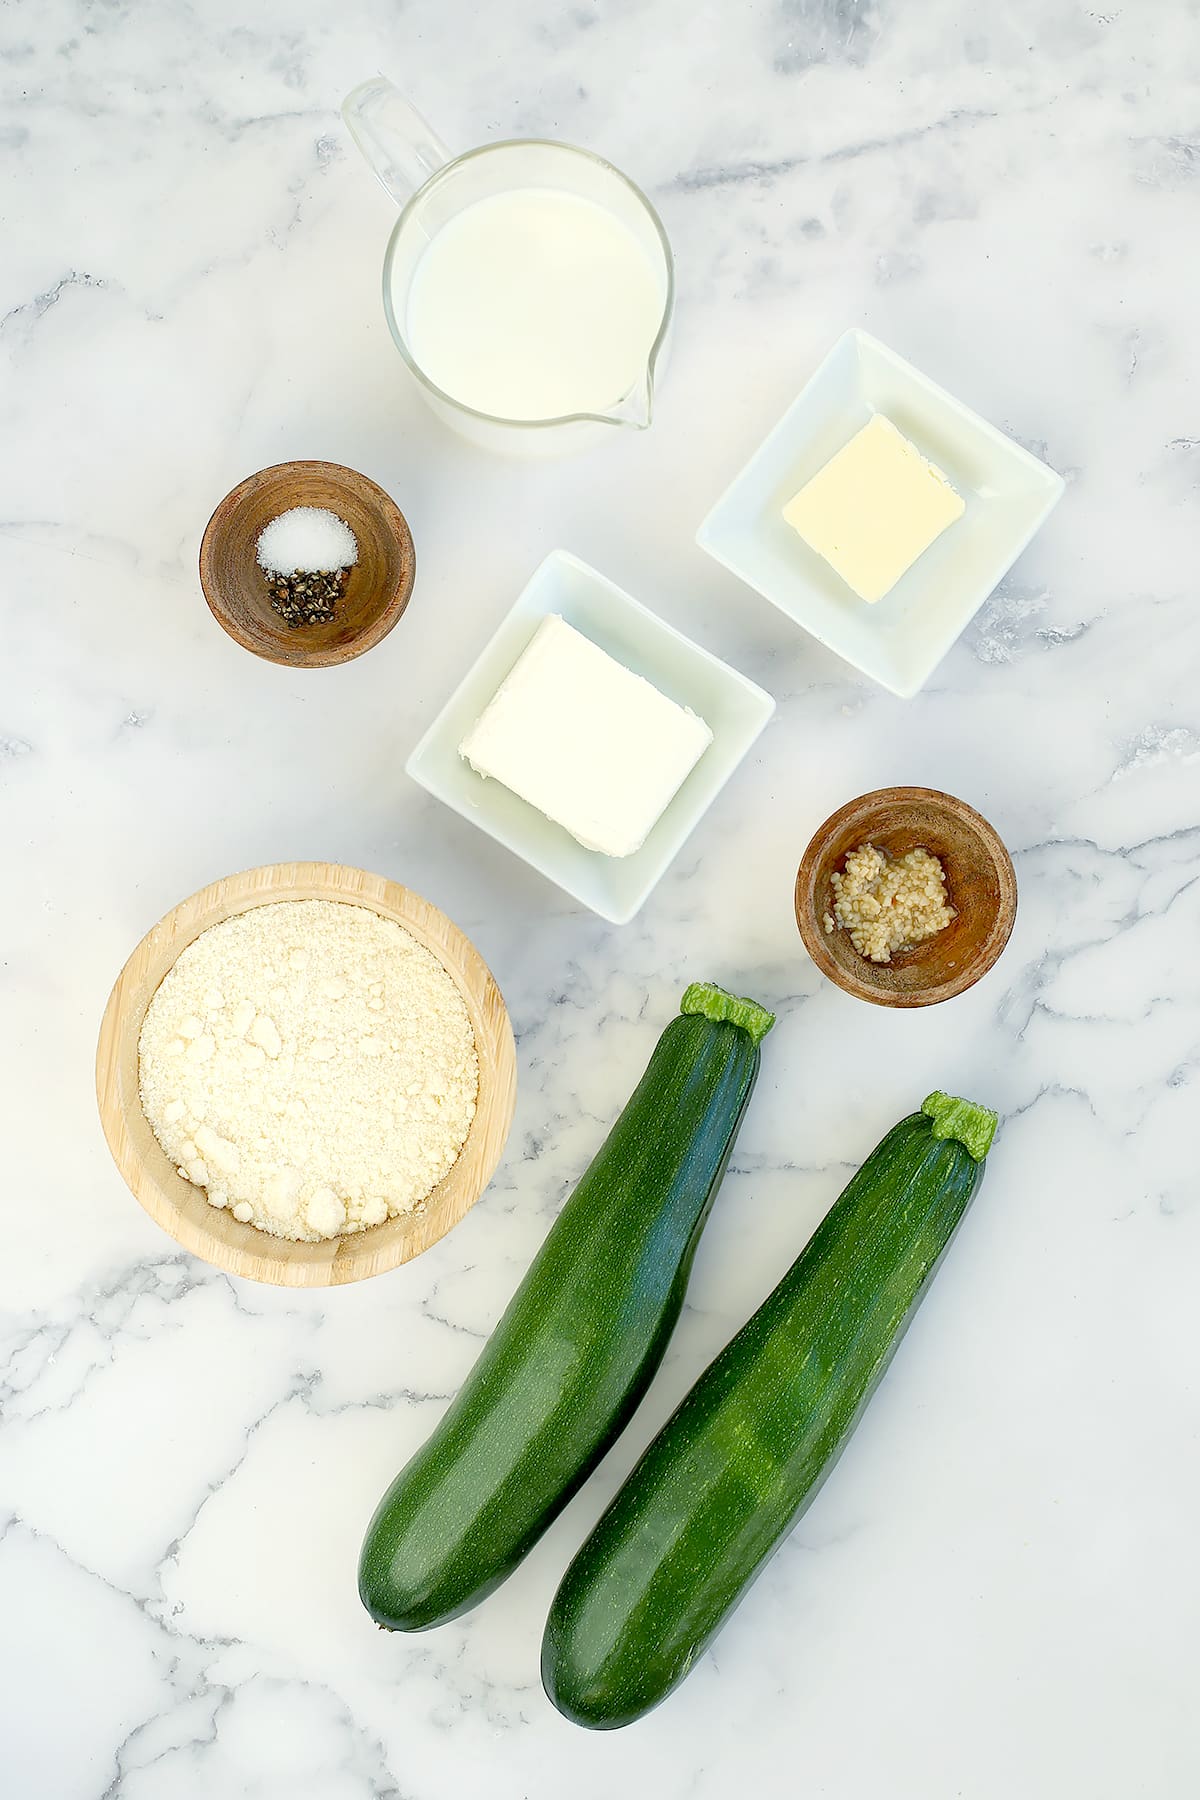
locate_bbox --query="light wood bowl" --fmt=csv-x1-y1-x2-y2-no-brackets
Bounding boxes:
199,461,415,668
795,787,1017,1008
96,863,517,1286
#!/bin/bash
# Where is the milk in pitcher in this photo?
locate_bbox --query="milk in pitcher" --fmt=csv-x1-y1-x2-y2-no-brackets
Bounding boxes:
400,187,667,422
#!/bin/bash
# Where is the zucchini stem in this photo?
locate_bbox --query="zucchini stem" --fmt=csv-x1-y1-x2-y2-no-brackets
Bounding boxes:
680,983,775,1045
921,1091,998,1163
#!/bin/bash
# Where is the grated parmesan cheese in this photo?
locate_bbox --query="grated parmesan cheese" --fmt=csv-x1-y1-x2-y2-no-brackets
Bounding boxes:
138,900,479,1242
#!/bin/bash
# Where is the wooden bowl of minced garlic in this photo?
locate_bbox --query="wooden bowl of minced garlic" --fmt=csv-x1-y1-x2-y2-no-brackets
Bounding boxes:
96,864,516,1286
795,787,1016,1008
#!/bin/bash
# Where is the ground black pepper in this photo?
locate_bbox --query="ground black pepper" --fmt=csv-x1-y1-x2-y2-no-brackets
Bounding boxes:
264,566,350,629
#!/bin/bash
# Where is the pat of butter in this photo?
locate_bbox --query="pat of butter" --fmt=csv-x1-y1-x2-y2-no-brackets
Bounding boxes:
782,414,965,603
459,615,713,859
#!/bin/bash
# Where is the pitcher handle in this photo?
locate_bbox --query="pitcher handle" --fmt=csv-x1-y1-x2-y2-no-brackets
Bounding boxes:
342,78,452,208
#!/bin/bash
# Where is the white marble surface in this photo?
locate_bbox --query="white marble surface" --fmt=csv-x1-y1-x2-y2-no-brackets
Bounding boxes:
3,3,1198,1794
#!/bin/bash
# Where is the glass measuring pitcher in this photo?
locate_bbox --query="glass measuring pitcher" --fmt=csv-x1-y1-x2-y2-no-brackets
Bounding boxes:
342,79,674,455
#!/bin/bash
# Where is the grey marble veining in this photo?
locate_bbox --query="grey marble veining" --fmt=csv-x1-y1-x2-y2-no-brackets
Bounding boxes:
2,2,1198,1795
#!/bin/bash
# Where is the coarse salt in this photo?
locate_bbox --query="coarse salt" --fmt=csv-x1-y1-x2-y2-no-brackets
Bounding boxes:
255,507,359,576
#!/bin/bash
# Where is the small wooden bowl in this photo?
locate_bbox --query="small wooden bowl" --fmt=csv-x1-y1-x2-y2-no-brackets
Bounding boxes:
96,863,517,1286
795,787,1016,1008
199,462,415,668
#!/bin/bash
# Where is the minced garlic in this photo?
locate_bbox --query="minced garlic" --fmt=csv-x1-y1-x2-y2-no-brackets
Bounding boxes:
826,843,955,964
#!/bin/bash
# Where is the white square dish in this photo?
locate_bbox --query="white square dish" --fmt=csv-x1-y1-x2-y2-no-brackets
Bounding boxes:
406,551,775,924
696,329,1066,698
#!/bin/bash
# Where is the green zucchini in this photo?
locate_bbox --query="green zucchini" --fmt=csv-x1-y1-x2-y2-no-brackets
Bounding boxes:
542,1090,997,1728
358,981,775,1632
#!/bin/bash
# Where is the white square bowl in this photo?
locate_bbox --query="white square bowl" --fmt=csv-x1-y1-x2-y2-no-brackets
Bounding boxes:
696,329,1065,698
406,551,775,924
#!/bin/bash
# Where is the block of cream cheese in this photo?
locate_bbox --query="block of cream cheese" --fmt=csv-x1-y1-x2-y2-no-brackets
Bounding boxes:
459,615,713,858
782,413,965,603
